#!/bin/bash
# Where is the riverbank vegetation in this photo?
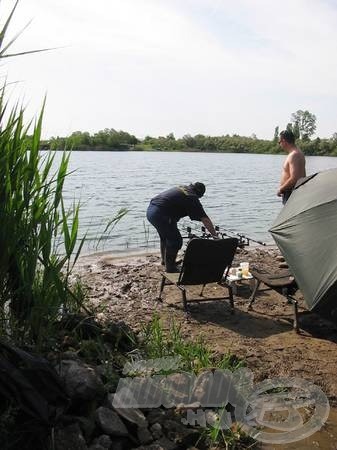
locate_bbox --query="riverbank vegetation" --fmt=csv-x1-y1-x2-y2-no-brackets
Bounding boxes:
0,2,86,349
45,126,337,157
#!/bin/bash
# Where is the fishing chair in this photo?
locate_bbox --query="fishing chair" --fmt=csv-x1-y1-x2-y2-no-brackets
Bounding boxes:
247,268,299,332
158,237,238,313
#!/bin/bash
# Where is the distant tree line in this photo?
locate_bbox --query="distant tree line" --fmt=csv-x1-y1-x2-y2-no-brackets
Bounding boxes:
46,128,139,151
38,110,337,156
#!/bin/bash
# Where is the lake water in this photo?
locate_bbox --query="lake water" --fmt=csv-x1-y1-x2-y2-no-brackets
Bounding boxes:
58,151,337,255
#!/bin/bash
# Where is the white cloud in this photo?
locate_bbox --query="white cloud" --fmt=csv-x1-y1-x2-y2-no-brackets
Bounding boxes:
1,0,337,138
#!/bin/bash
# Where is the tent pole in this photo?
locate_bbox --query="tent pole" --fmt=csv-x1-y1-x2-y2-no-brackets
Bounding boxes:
287,295,299,333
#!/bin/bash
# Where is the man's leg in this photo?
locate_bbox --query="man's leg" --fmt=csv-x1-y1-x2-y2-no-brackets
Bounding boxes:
160,238,166,265
147,205,179,271
165,220,183,273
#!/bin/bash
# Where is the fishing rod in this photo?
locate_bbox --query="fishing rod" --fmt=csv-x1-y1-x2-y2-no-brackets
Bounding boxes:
182,225,266,247
215,226,267,246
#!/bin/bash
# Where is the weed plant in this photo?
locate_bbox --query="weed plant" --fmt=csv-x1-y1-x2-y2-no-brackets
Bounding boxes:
141,314,244,374
202,417,256,450
140,315,253,449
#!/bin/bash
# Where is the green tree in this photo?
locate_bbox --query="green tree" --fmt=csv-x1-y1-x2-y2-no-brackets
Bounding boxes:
273,126,279,143
166,132,176,141
286,122,293,133
68,130,86,148
291,110,317,140
182,134,196,148
292,121,300,140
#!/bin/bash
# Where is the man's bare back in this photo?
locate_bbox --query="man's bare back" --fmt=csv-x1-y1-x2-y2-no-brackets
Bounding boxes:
277,130,306,204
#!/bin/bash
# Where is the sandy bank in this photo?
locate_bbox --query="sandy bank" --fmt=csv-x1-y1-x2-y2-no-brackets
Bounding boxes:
73,246,337,406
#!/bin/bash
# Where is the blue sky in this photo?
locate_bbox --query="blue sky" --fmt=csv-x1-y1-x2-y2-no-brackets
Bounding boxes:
2,0,337,139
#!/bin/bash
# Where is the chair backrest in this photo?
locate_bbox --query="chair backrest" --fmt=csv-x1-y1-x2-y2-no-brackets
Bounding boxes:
178,237,238,285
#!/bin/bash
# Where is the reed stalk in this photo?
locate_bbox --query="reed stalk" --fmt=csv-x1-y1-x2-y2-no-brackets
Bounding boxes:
0,1,86,347
0,95,88,346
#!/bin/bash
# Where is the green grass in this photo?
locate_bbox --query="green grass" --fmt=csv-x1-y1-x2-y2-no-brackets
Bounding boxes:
202,418,257,450
141,314,244,374
137,315,254,449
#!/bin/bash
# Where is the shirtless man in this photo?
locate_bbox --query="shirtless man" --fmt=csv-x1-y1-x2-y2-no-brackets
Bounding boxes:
277,129,306,204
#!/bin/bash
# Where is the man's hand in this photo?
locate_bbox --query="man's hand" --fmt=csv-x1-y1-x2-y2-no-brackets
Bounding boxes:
277,189,282,197
201,216,218,238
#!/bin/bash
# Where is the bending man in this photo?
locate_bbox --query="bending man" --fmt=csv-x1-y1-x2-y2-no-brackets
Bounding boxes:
147,182,218,272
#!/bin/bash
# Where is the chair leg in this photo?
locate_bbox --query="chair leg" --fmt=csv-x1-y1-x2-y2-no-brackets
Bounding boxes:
158,274,166,301
228,285,234,314
247,280,261,310
288,296,299,333
160,239,166,266
181,288,188,311
199,284,206,296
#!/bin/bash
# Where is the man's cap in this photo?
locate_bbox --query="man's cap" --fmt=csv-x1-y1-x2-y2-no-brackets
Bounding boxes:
192,182,206,197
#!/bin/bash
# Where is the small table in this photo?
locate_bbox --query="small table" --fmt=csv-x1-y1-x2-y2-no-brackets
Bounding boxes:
226,272,254,295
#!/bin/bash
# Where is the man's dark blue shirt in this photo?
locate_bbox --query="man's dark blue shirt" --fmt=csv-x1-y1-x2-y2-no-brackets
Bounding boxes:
150,186,207,221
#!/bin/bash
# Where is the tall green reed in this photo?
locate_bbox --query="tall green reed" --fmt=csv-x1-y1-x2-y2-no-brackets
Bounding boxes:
0,93,87,347
0,1,88,348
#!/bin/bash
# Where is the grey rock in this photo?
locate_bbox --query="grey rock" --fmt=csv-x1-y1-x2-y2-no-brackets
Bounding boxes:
106,392,147,427
190,369,232,407
146,409,166,425
92,434,112,448
153,437,178,449
57,359,106,402
54,423,88,450
137,426,153,445
110,438,130,450
162,419,189,434
76,416,96,441
95,406,128,437
162,419,198,445
115,406,147,427
131,437,178,450
60,351,81,360
150,423,163,440
159,373,192,406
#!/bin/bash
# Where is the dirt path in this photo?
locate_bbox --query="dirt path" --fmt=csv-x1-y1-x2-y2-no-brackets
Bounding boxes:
74,247,337,406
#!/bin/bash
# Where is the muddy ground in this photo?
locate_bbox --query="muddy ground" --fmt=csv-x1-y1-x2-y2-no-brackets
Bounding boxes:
74,247,337,407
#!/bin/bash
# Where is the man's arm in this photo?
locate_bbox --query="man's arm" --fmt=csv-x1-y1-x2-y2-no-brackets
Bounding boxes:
277,152,304,196
201,216,218,237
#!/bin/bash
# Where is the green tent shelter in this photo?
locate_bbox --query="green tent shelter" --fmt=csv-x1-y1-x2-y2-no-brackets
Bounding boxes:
269,168,337,319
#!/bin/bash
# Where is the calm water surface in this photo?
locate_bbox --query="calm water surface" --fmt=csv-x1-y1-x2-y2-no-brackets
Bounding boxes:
58,151,337,254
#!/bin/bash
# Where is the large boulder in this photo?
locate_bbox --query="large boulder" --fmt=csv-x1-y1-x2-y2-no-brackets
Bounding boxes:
95,406,129,437
57,359,106,402
54,423,88,450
